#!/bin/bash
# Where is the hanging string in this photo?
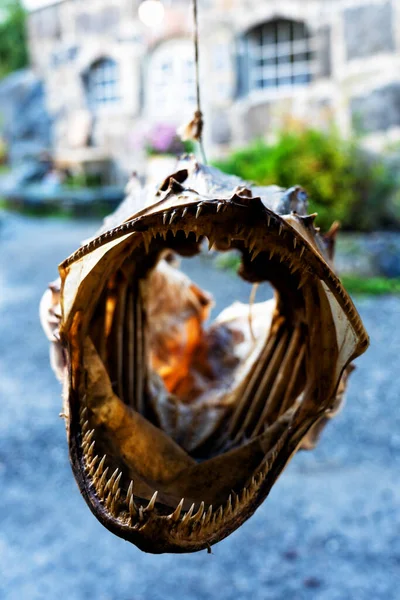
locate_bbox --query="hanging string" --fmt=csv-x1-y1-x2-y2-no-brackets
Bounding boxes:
177,0,207,162
191,0,207,164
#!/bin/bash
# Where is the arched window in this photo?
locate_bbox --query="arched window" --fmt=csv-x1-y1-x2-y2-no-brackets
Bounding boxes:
147,39,196,119
85,58,120,109
241,19,314,93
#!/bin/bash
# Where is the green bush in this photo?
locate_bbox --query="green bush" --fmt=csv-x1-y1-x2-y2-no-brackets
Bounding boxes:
214,129,397,232
65,171,103,189
0,1,28,80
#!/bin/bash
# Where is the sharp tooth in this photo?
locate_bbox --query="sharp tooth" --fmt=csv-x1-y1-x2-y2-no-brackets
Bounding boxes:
169,498,184,522
216,506,224,524
279,254,285,263
105,468,119,493
297,275,307,290
293,238,297,249
169,210,178,225
98,467,109,490
269,249,275,260
87,441,95,458
279,224,283,235
94,455,106,478
146,491,158,512
181,503,195,526
191,501,205,523
80,406,88,420
126,480,134,504
300,246,305,258
248,237,256,253
139,506,144,521
182,207,188,218
267,215,271,227
251,248,261,262
112,472,122,495
110,489,121,515
195,230,201,242
129,496,138,519
233,493,240,512
81,420,89,434
217,202,223,213
142,232,150,254
226,495,233,516
88,455,98,473
84,429,95,444
240,487,248,504
163,212,168,225
196,203,204,219
204,505,213,526
208,236,215,251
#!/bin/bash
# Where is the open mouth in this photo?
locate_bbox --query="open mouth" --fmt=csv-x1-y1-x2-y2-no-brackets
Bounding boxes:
53,159,368,554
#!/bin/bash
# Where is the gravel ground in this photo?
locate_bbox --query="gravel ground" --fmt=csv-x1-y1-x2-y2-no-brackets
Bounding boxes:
0,212,399,600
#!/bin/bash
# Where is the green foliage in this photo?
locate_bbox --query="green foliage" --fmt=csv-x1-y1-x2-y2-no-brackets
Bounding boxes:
65,172,103,189
341,275,400,296
214,251,241,273
214,129,397,232
0,138,8,164
0,0,29,79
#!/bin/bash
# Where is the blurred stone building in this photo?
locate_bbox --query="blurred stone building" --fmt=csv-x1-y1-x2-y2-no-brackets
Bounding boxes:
26,0,400,180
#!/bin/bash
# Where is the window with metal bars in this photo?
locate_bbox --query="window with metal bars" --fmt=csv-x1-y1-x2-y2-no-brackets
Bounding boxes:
244,19,315,92
85,58,120,109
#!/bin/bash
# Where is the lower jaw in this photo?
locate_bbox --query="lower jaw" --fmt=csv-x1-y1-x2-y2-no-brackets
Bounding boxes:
65,278,337,549
71,377,323,554
62,222,351,551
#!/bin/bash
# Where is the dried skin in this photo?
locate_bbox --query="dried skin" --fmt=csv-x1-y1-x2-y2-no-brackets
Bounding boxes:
41,157,369,553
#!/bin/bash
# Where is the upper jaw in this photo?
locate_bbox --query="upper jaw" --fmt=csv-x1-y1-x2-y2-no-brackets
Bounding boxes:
61,177,367,351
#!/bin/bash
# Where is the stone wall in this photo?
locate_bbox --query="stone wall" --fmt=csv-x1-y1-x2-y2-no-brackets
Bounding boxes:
0,70,52,164
351,83,400,134
344,1,395,61
25,0,400,179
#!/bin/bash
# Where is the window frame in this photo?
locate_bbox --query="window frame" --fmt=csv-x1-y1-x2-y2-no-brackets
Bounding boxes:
85,58,121,112
242,19,316,99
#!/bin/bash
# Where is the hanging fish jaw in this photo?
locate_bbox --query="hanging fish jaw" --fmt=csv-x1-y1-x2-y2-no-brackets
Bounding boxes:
58,181,369,554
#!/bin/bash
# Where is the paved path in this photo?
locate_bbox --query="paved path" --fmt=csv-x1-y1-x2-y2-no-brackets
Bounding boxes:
0,212,399,600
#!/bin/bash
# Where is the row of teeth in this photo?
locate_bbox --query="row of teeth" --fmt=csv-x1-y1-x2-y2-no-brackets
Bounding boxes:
62,195,366,344
139,232,310,293
65,198,302,268
151,203,367,341
79,405,281,537
141,201,367,341
140,210,307,276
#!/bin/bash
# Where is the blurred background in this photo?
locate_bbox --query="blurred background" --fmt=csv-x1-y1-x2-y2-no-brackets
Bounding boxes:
0,1,400,599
